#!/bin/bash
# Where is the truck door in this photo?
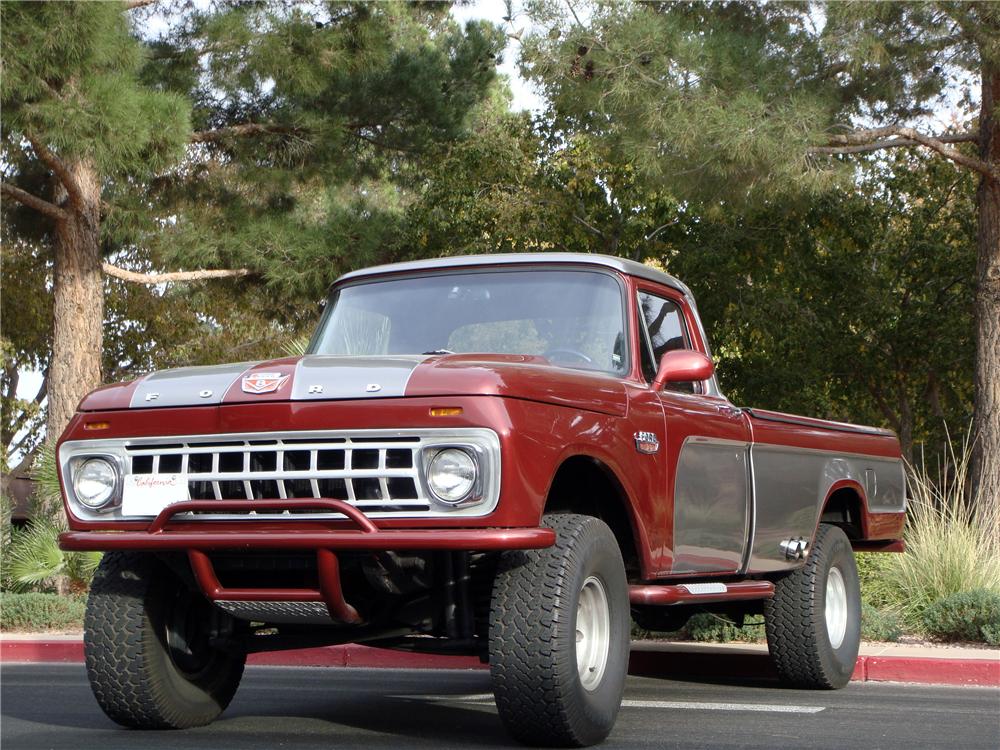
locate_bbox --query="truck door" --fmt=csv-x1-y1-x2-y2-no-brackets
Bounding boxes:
636,289,752,575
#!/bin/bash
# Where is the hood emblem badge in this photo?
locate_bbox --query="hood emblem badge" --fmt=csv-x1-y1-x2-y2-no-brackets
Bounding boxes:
242,372,289,394
634,431,660,454
365,383,382,393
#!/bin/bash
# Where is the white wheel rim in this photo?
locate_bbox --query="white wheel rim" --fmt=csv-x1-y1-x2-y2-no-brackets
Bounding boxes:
825,566,848,649
575,575,611,691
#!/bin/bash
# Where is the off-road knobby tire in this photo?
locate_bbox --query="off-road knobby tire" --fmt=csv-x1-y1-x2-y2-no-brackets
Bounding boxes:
489,514,629,747
84,551,246,729
764,524,861,689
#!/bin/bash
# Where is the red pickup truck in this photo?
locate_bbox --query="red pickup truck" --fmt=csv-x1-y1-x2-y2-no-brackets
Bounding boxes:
58,253,905,746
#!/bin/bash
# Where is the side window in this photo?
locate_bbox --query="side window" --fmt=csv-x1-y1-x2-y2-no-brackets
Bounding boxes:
637,291,696,393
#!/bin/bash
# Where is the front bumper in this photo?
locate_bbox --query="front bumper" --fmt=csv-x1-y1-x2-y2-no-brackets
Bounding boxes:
58,498,554,553
60,498,554,626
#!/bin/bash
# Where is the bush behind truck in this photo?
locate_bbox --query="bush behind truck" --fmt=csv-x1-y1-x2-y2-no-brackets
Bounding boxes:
57,254,905,746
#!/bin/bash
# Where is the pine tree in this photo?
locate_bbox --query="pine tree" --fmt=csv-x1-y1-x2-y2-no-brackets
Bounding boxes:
1,1,504,440
522,0,1000,502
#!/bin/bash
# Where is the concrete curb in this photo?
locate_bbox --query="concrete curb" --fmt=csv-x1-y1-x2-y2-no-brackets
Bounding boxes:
3,638,997,687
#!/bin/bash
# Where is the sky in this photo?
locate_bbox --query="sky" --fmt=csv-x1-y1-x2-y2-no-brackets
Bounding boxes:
452,0,546,115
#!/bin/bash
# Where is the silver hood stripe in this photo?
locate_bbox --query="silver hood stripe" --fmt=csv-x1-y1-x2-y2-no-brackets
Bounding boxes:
290,355,429,400
130,361,259,408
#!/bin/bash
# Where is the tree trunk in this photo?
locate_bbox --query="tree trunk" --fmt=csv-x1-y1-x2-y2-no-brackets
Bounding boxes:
972,65,1000,507
47,161,104,440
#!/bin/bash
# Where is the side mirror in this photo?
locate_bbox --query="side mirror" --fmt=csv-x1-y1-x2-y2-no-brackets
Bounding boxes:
651,350,714,391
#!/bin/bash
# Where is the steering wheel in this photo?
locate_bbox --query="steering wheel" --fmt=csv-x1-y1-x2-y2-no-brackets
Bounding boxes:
543,348,593,365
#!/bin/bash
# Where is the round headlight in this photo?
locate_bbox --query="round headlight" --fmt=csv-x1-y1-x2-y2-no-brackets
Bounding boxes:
427,448,477,505
73,458,118,509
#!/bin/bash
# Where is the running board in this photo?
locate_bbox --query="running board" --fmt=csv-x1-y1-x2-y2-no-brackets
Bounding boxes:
629,581,774,606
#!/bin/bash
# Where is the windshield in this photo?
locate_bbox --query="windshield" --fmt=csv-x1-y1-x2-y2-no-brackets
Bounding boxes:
310,269,627,375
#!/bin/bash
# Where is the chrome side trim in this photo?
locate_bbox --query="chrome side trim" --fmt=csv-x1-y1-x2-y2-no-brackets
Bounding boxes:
745,408,895,438
739,415,758,575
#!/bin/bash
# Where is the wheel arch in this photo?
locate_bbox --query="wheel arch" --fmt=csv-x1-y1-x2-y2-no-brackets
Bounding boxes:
543,454,648,580
818,480,869,541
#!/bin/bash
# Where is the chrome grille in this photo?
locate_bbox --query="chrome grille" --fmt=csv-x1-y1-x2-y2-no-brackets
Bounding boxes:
60,428,501,521
126,434,428,515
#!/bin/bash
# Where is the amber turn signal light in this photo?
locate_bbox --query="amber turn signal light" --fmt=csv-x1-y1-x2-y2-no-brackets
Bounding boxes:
429,407,463,417
83,421,110,431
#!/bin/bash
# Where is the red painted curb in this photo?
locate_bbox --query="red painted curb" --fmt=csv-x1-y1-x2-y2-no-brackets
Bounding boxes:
862,655,999,687
3,639,997,687
1,640,84,664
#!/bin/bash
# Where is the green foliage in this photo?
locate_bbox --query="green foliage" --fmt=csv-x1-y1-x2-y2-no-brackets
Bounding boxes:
29,442,62,518
1,1,190,176
0,592,86,632
677,613,764,644
880,432,1000,623
0,494,16,591
3,443,100,594
4,518,101,594
522,1,991,202
983,624,1000,647
861,603,904,643
2,1,509,460
920,590,1000,644
663,152,975,456
143,2,508,300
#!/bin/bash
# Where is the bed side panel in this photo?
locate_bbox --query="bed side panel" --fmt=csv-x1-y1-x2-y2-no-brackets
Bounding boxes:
748,415,905,574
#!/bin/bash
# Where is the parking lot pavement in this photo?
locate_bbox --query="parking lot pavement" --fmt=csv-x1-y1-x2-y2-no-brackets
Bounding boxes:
3,663,998,750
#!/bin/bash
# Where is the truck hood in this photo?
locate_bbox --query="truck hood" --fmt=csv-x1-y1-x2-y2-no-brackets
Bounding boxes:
78,354,629,417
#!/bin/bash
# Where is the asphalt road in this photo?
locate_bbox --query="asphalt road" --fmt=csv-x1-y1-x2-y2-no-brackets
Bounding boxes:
3,664,998,750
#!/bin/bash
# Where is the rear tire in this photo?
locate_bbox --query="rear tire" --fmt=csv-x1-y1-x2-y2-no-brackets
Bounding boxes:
764,524,861,689
84,551,246,728
489,514,629,747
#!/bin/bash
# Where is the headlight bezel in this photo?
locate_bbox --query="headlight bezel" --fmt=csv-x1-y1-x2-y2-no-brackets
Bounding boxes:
424,446,480,506
420,443,491,508
67,453,124,513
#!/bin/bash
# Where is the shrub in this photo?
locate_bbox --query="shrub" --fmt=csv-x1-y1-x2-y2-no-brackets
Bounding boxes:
920,590,1000,643
880,430,1000,623
684,613,765,643
861,603,903,642
0,592,86,631
856,552,894,609
4,519,101,594
982,624,1000,647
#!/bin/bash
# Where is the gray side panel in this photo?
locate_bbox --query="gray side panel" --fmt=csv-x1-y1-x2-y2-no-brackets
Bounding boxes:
290,355,428,400
671,438,750,574
750,446,906,573
130,362,257,408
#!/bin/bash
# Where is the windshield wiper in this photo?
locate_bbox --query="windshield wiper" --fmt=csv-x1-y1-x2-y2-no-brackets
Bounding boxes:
421,349,455,355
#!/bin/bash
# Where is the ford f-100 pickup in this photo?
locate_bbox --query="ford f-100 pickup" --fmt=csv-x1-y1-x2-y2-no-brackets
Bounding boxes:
58,253,906,746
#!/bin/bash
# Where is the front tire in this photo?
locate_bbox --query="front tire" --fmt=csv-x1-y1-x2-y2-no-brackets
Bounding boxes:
764,524,861,689
84,551,246,729
489,514,629,747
